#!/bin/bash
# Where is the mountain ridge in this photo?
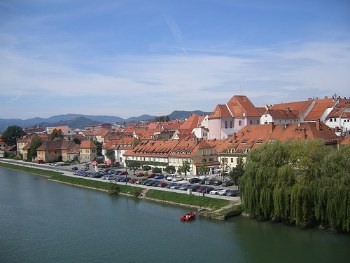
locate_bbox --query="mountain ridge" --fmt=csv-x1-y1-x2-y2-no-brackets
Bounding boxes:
0,110,211,131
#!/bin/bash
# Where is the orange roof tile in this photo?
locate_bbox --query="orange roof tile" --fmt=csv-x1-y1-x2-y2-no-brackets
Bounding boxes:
209,104,231,119
305,98,334,121
80,140,97,149
227,95,260,117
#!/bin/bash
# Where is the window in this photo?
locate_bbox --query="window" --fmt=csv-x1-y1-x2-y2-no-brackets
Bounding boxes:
225,121,228,129
239,120,242,126
230,121,233,128
257,120,259,124
249,120,253,125
231,158,233,162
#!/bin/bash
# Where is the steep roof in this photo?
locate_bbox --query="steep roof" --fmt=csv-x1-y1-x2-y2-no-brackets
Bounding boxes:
208,104,231,119
178,114,200,132
227,95,260,117
264,109,299,120
80,140,97,149
305,98,334,121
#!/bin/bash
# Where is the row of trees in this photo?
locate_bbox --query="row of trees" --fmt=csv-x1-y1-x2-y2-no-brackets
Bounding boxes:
125,160,191,176
240,140,350,232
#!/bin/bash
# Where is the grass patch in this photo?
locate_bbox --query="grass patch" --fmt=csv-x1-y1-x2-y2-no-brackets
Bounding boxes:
0,162,143,197
0,162,62,177
145,190,230,209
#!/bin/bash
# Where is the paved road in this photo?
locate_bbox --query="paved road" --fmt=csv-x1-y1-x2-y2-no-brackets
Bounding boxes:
0,159,241,201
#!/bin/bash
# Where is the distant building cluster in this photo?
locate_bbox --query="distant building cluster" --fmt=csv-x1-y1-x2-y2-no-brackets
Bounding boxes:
1,94,349,175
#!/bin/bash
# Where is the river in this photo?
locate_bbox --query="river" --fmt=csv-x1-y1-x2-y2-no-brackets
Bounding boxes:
1,167,349,263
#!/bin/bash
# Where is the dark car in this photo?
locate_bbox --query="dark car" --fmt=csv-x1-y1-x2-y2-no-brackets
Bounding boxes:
190,185,201,191
159,182,168,188
189,178,200,184
226,190,240,197
154,174,165,179
120,171,129,175
136,172,144,177
198,179,206,185
71,166,78,171
114,170,123,175
205,179,216,185
146,173,156,178
213,180,222,186
222,180,234,187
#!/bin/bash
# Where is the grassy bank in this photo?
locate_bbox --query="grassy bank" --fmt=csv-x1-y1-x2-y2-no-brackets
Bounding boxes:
0,162,142,196
0,161,236,217
0,162,62,177
145,189,230,209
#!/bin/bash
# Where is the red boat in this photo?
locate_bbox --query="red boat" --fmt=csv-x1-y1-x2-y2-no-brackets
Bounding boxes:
180,212,196,222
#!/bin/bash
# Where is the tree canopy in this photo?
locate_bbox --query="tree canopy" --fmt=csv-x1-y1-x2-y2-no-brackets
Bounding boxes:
240,140,350,232
1,125,26,146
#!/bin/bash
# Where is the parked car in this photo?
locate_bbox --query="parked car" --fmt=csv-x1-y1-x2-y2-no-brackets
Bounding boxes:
113,170,123,175
166,175,174,181
178,184,190,190
213,180,222,186
146,173,156,178
190,185,201,191
205,179,216,185
189,178,200,184
154,174,165,179
120,171,129,175
226,190,240,197
218,189,228,196
136,172,144,177
209,189,220,195
159,182,168,188
222,180,234,187
71,166,78,171
172,176,184,182
166,183,177,189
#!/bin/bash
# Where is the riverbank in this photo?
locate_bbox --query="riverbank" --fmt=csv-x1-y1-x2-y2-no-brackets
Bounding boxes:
0,161,241,220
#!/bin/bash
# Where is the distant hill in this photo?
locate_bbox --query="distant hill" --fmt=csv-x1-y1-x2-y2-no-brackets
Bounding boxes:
0,110,211,132
168,110,210,120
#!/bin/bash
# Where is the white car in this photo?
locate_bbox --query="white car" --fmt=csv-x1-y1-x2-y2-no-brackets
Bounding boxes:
209,189,220,195
218,189,227,196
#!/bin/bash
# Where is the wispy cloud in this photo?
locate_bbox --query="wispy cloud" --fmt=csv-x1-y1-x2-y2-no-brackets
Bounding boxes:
164,15,187,55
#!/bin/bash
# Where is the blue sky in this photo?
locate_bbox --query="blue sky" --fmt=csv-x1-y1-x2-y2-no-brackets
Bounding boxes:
1,0,349,119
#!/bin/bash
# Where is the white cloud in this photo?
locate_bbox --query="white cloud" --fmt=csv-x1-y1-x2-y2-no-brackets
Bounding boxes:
1,40,350,117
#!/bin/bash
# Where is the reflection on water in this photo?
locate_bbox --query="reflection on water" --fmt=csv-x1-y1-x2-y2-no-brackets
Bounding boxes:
0,167,349,263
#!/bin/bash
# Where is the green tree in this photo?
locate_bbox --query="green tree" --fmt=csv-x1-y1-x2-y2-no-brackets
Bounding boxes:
229,157,244,185
179,160,191,179
164,165,176,174
1,125,26,146
143,165,152,172
27,136,42,161
93,140,103,156
126,160,141,175
197,164,209,175
152,167,162,174
106,149,116,163
49,129,64,141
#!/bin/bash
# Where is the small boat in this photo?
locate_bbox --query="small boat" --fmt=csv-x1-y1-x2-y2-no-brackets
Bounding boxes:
180,212,196,222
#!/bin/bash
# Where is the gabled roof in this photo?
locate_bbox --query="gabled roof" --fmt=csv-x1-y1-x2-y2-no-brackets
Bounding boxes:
264,109,299,120
305,98,334,121
208,104,231,119
271,100,313,114
227,95,260,117
178,114,200,132
220,122,339,154
80,140,97,149
37,140,76,151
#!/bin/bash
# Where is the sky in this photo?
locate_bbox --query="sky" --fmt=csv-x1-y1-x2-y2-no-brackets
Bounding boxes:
0,0,349,119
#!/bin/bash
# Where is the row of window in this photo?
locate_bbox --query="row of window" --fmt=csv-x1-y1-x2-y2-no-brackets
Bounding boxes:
224,119,259,129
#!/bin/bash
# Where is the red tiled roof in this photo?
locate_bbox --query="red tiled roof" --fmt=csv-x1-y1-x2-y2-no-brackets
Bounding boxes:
305,98,334,121
227,95,260,117
264,109,299,120
178,114,200,131
80,140,97,149
209,105,231,119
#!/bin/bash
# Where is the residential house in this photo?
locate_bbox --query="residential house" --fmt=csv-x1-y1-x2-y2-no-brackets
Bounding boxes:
79,140,97,162
47,126,75,140
36,140,78,163
217,121,339,170
208,95,261,140
102,137,136,166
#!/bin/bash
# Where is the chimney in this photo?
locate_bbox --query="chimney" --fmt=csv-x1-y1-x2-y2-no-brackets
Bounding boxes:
269,122,275,134
232,133,236,140
316,119,321,131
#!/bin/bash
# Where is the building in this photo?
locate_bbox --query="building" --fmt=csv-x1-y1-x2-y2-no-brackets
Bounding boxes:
79,140,97,162
208,95,261,139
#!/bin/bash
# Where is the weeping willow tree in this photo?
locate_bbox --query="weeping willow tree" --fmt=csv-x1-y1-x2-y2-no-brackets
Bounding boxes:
240,140,350,232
